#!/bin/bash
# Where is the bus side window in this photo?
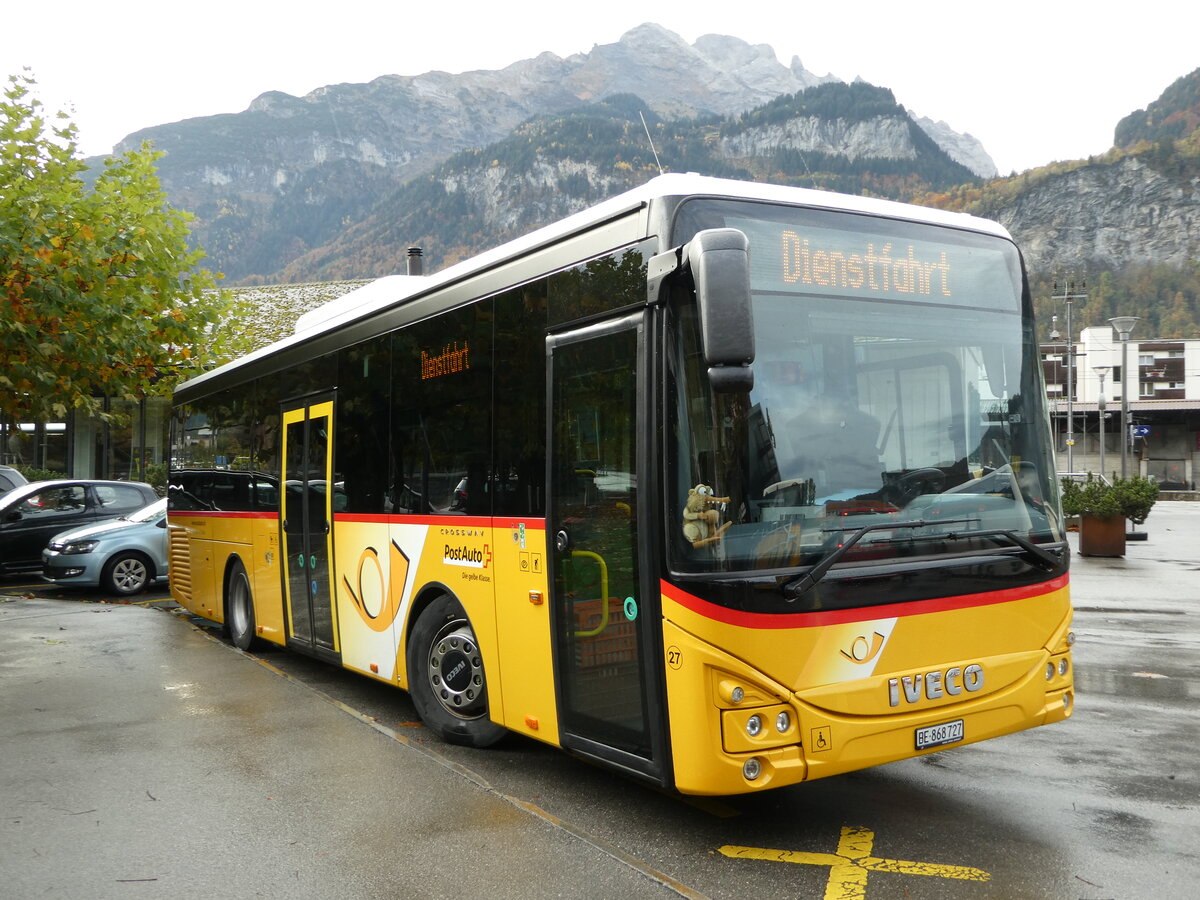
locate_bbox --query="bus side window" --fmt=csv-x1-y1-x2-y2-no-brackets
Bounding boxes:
392,304,493,516
494,285,547,517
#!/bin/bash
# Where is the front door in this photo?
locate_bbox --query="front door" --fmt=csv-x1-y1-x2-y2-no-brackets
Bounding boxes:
547,313,664,781
281,396,339,658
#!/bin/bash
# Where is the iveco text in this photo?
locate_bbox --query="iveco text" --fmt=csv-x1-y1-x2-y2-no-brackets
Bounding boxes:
888,664,984,707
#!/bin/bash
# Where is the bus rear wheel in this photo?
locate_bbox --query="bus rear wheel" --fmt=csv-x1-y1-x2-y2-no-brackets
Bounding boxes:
225,560,258,651
407,593,506,748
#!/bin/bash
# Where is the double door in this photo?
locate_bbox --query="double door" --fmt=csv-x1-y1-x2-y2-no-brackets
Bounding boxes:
281,396,338,658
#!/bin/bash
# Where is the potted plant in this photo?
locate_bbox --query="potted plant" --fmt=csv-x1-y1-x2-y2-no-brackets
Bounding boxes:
1060,474,1159,557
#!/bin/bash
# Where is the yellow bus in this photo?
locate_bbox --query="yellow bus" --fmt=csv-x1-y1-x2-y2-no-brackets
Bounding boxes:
169,174,1074,795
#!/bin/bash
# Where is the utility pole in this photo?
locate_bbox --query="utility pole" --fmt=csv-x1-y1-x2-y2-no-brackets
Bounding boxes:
1052,277,1087,472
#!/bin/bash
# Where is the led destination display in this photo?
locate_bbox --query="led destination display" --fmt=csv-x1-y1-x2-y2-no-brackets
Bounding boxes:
727,215,1019,310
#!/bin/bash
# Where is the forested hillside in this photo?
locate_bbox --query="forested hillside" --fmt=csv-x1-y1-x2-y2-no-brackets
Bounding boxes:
1116,70,1200,148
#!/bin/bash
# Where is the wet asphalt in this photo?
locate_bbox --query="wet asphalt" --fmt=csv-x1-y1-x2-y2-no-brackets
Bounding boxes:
1,502,1197,899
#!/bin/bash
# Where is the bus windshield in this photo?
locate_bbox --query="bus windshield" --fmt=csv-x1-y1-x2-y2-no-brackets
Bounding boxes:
668,199,1064,579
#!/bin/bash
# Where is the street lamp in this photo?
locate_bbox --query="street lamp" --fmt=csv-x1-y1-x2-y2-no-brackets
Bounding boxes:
1048,315,1062,452
1054,278,1087,472
1093,365,1111,479
1109,316,1139,478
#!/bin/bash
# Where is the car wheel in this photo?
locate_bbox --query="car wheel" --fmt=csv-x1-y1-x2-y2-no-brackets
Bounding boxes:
406,593,506,748
225,560,258,651
102,552,152,595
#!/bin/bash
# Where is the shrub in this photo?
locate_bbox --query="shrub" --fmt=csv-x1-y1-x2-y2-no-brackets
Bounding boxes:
1060,474,1159,524
15,466,66,483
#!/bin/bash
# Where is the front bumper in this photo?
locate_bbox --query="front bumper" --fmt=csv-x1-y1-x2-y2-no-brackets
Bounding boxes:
42,551,101,586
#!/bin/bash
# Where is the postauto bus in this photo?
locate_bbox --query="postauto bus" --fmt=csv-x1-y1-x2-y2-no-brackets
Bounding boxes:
169,174,1073,795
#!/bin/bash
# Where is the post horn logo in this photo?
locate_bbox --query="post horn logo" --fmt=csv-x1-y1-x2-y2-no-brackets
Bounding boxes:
344,541,410,633
840,631,886,664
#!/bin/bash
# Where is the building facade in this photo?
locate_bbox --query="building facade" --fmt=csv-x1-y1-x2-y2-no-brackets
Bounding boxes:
0,396,171,486
1042,325,1200,488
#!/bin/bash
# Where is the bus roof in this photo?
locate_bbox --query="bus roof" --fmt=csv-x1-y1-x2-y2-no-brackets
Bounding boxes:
179,174,1010,395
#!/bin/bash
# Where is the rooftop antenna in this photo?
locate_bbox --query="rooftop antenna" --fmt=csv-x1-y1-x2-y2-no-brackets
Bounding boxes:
797,150,818,190
639,111,665,175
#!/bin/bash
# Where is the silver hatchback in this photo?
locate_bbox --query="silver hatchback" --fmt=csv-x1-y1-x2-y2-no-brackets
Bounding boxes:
42,498,168,595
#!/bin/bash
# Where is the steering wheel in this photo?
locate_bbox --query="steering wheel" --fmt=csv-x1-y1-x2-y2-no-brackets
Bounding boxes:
882,467,945,507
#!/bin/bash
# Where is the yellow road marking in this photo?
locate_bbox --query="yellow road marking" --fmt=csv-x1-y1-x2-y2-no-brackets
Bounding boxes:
720,826,989,898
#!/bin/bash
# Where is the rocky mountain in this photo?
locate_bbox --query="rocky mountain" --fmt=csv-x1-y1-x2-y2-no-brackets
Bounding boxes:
97,23,995,284
912,115,996,179
929,68,1200,278
264,83,984,281
216,62,1200,345
93,25,1198,333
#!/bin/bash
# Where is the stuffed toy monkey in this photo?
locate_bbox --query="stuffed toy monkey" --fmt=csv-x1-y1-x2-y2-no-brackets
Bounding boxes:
682,483,731,548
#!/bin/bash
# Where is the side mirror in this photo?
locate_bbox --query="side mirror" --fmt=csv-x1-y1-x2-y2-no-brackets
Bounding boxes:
684,228,755,392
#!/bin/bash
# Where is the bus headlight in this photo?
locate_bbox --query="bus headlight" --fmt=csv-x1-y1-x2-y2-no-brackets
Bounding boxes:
723,704,796,753
742,757,762,781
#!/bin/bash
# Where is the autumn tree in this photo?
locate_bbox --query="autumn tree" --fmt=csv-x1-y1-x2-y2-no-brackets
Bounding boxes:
1,71,233,425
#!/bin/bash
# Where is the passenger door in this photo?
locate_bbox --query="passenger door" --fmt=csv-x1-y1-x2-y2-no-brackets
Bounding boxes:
546,313,665,782
281,396,339,659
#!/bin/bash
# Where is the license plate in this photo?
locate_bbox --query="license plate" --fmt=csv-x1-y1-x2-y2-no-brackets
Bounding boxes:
915,719,964,750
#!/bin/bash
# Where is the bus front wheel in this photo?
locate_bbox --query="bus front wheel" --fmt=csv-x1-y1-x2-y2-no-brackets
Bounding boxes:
225,560,258,651
407,593,506,748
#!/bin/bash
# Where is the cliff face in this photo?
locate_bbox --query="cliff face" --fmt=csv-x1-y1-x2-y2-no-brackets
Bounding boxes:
999,157,1200,272
720,116,921,162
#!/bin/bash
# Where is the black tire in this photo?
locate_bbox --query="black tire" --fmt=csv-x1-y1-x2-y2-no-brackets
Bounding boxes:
225,560,258,651
406,593,506,748
102,551,153,595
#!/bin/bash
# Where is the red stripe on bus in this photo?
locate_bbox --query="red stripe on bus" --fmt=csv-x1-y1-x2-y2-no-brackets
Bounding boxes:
334,514,547,530
169,510,275,519
660,574,1069,629
168,510,549,530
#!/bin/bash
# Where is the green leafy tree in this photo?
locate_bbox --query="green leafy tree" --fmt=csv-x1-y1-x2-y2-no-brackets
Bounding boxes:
1,71,232,424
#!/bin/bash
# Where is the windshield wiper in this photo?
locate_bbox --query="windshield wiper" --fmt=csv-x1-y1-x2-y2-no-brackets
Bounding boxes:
781,517,1061,601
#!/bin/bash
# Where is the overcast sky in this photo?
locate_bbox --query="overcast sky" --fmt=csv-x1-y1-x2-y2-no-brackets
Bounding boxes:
7,1,1196,176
